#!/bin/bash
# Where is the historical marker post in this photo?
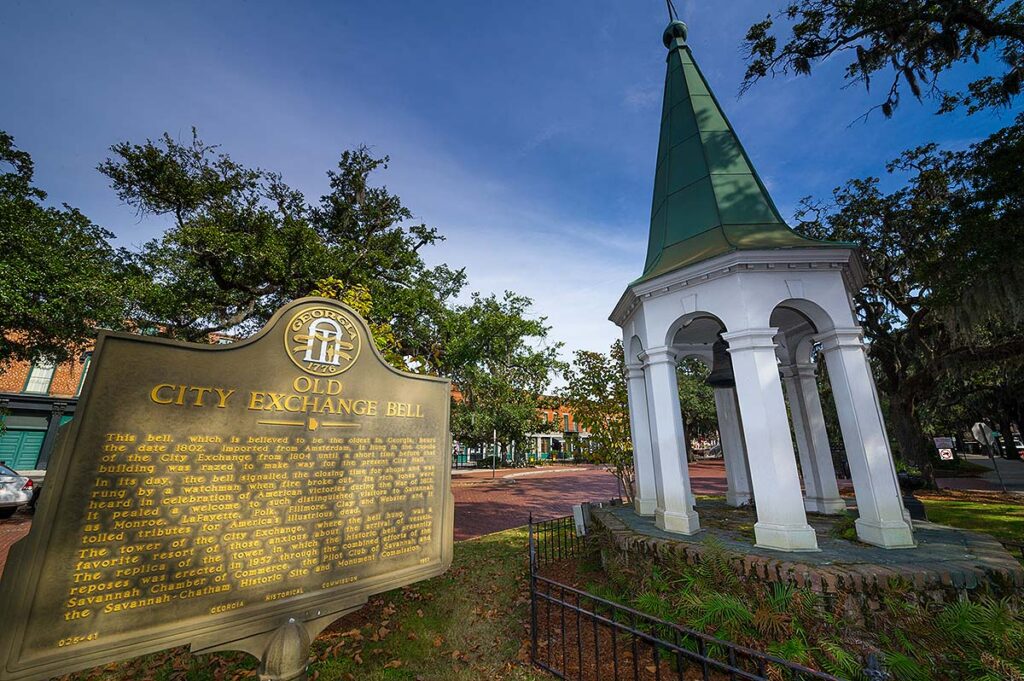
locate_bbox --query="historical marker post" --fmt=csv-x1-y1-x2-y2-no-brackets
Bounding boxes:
0,298,454,681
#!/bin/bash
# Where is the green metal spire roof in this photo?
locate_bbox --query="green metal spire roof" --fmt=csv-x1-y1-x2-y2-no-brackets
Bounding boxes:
638,21,845,283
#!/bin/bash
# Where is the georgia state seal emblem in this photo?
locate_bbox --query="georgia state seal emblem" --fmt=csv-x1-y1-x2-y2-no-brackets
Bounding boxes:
284,306,361,376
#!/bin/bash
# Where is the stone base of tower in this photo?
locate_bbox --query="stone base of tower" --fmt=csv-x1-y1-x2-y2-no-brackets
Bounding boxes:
589,502,1023,624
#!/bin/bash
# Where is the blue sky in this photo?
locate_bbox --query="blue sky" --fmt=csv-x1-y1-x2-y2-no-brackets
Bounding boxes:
1,0,1014,364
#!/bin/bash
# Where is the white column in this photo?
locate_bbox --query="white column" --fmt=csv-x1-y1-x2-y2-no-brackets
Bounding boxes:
781,364,846,514
817,329,914,548
722,329,818,551
864,359,914,528
713,387,753,507
625,364,657,516
641,347,700,534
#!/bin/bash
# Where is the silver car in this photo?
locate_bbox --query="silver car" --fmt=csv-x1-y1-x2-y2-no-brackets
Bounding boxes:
0,464,34,519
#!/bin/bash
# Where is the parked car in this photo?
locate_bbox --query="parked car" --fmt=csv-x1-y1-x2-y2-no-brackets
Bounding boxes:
0,464,34,519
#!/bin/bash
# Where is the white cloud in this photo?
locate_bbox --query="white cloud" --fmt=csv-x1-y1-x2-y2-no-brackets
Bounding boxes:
624,83,662,111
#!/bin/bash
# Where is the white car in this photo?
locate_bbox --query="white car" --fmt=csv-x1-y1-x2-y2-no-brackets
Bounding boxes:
0,464,34,519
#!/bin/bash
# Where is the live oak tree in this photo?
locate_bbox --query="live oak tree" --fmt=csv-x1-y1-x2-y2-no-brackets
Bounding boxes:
442,292,564,458
743,0,1024,116
0,131,124,365
795,115,1024,483
99,130,464,367
562,341,635,502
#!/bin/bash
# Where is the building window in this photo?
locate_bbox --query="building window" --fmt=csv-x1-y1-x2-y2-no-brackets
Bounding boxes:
23,360,56,394
76,353,93,396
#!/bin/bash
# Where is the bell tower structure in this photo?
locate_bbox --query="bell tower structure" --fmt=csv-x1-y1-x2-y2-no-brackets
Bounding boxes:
610,20,914,551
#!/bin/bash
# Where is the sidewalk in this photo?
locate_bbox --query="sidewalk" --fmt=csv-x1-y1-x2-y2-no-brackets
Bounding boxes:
954,453,1024,493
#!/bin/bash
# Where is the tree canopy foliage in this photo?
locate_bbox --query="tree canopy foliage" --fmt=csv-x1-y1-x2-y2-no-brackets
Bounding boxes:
562,341,634,501
743,0,1024,116
795,113,1024,480
99,130,465,365
0,131,125,365
676,358,718,461
444,292,563,455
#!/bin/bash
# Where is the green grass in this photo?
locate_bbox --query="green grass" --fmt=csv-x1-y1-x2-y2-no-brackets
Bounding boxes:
921,499,1024,544
61,529,547,681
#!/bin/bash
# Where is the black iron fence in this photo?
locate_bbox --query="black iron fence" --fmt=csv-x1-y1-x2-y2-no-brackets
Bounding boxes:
528,513,843,681
531,513,585,565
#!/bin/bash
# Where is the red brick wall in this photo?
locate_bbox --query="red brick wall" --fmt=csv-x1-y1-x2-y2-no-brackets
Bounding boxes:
0,348,92,398
0,361,30,394
539,405,588,434
48,359,88,397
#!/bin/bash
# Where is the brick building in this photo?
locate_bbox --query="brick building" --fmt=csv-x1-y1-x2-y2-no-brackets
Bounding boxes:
0,331,235,475
533,402,588,459
0,345,92,474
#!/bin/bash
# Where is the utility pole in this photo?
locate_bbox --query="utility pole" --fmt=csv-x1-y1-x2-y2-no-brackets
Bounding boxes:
492,428,497,479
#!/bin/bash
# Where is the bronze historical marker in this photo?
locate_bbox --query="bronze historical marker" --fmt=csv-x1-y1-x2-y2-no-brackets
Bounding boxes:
0,298,453,681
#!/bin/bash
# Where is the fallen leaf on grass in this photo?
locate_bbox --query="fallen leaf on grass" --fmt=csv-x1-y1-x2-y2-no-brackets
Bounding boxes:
383,660,402,669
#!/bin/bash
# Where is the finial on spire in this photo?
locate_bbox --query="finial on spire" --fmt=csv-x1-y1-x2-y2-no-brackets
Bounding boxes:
662,0,686,48
664,0,679,21
662,20,688,49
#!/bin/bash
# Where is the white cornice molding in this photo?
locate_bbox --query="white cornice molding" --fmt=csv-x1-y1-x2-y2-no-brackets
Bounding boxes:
721,328,780,351
609,247,862,327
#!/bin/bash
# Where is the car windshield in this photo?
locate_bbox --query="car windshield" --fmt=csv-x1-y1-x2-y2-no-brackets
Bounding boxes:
0,465,18,476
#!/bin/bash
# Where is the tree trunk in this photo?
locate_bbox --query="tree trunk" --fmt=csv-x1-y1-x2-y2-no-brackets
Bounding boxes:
616,465,636,505
888,394,936,488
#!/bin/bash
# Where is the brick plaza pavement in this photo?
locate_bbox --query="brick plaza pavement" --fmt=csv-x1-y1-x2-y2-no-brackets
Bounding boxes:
0,463,726,576
451,461,731,539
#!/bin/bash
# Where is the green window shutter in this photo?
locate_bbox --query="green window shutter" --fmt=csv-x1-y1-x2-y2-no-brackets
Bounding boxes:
0,430,46,470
